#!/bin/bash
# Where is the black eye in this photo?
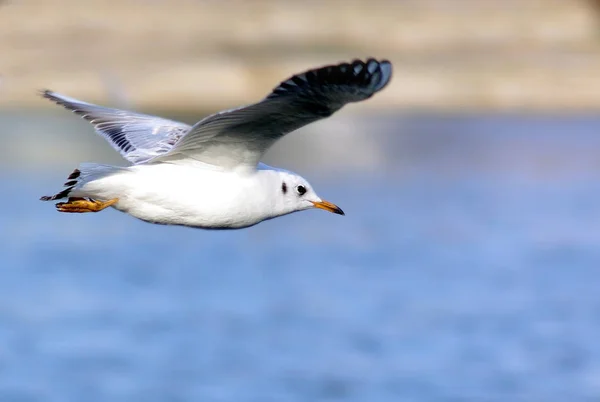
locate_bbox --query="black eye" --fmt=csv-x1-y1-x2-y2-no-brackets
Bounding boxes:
281,182,287,194
296,185,307,196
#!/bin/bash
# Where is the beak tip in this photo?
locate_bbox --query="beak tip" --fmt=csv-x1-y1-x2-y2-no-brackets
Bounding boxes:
312,200,345,216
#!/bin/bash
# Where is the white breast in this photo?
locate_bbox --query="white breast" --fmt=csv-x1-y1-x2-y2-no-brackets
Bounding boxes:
80,163,276,229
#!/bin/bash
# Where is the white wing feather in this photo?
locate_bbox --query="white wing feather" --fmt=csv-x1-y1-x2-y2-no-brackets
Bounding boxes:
41,90,191,164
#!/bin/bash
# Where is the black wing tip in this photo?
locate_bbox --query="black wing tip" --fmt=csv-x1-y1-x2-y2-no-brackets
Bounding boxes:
369,58,393,92
268,57,393,100
39,88,54,98
348,58,393,94
39,88,64,105
38,89,86,116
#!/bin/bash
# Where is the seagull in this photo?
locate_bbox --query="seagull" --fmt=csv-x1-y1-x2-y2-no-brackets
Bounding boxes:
40,58,392,229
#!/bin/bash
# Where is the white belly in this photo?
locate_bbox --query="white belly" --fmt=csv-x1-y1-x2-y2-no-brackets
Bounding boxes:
77,163,270,229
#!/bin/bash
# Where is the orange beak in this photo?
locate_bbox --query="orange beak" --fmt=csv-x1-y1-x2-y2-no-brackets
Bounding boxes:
311,200,345,215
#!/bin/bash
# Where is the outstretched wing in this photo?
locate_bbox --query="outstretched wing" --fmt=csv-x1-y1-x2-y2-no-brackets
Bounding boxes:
154,58,393,169
41,90,192,164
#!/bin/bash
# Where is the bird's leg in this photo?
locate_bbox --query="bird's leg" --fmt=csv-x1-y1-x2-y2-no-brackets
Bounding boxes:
56,197,118,213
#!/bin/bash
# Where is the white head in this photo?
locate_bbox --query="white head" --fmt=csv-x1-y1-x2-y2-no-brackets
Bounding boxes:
261,168,344,219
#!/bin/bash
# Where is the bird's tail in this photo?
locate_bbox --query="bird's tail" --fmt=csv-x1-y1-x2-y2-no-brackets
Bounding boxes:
40,163,123,201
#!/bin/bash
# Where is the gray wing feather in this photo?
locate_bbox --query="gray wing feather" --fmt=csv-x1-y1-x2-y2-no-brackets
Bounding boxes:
41,90,192,164
156,58,393,169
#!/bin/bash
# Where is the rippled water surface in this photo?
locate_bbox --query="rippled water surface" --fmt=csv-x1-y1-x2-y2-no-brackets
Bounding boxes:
2,114,600,401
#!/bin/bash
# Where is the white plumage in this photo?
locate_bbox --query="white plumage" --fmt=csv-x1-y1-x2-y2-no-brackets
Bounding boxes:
41,58,392,229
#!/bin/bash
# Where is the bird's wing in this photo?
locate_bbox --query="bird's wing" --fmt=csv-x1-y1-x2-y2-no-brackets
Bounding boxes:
152,58,392,169
41,90,192,164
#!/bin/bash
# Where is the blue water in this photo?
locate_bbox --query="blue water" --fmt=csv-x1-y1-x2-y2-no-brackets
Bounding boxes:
3,114,600,401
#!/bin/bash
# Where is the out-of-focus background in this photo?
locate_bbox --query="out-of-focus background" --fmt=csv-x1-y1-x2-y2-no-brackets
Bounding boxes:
3,0,600,401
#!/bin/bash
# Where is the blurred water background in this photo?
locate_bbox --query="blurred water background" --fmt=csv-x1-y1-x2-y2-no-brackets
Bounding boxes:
3,0,600,401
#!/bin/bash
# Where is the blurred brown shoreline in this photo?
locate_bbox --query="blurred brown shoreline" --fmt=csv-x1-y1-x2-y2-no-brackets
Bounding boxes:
2,0,600,114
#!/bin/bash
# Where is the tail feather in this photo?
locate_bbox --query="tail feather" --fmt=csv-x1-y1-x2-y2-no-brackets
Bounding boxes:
40,164,121,201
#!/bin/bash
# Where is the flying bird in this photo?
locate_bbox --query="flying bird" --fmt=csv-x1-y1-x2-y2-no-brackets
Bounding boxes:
40,58,392,229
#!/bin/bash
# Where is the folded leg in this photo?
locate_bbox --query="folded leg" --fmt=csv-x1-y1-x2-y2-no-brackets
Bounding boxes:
56,197,118,213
